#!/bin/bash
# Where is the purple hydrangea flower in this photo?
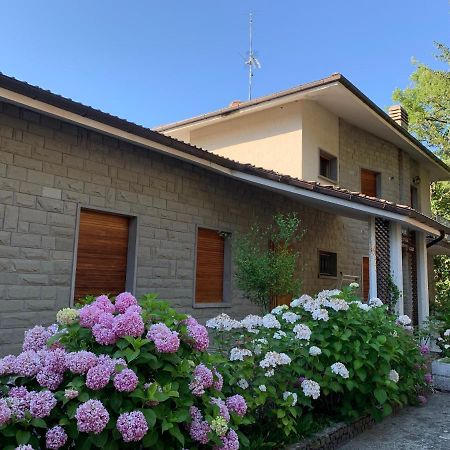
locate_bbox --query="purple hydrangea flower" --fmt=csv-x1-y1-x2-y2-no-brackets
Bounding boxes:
65,351,98,374
86,364,111,390
36,369,64,391
213,368,224,391
46,426,68,449
0,355,16,375
114,292,138,314
0,399,11,425
418,395,427,405
9,386,30,399
189,419,211,444
211,397,230,421
41,348,67,374
424,373,433,384
189,364,213,396
6,396,30,420
214,429,240,450
116,411,148,442
29,390,57,418
226,394,247,417
146,323,180,353
23,325,52,352
93,295,115,314
92,323,118,345
75,399,109,434
14,351,41,377
184,317,209,351
190,405,203,422
114,368,139,392
125,304,142,314
112,312,145,338
419,344,430,355
78,305,103,328
97,355,127,374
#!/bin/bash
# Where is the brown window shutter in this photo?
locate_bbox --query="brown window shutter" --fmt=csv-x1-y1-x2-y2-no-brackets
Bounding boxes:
195,228,225,303
74,210,129,302
360,169,378,197
362,256,370,301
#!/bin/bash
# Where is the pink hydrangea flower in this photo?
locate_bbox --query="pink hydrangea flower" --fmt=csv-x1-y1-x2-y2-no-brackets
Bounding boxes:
146,323,180,353
112,312,145,338
46,426,68,449
116,411,148,442
23,325,52,352
93,295,115,314
86,364,111,390
14,351,41,377
114,368,139,392
65,351,98,374
78,305,103,328
114,292,138,314
75,399,109,434
226,394,247,417
29,390,57,418
125,304,142,314
184,317,209,351
92,323,117,345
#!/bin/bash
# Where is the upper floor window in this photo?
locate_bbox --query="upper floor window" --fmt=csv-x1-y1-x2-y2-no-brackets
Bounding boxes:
195,227,231,305
410,185,419,209
319,149,338,182
360,168,380,197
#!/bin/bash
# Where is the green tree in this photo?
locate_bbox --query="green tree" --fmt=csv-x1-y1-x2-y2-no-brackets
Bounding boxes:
393,42,450,307
233,213,304,313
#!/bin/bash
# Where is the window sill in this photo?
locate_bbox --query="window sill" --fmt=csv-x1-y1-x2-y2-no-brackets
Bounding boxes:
318,274,338,280
193,302,232,309
318,175,338,185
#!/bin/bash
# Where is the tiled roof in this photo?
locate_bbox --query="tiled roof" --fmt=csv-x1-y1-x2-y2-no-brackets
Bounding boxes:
0,72,449,235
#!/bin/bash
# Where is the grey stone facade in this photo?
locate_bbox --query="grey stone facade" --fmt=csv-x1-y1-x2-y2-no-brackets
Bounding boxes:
0,102,372,355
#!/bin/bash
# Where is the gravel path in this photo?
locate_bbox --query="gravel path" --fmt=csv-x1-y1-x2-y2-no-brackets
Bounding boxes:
339,392,450,450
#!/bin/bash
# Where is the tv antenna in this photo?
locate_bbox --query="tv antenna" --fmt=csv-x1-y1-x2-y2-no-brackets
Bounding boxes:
245,12,261,100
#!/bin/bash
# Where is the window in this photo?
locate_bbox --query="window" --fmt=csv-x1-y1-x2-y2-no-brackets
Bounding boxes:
360,168,380,197
362,256,370,301
74,209,134,302
410,185,418,209
318,250,337,277
195,227,231,304
319,149,338,181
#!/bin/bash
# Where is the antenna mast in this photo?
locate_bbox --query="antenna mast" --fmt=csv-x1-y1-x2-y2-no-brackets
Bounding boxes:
245,12,261,101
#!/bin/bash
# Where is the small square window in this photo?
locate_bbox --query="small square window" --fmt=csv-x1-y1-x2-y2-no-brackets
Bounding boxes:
319,150,337,181
318,250,337,277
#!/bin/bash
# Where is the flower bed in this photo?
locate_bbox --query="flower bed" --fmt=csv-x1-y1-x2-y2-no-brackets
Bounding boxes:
0,287,429,449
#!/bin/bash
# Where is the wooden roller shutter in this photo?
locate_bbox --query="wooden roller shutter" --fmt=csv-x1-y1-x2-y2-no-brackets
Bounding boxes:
361,169,379,197
362,256,369,301
195,228,225,303
74,209,129,302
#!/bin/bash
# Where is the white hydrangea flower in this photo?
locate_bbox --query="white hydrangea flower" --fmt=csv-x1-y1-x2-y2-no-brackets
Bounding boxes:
324,298,349,312
206,314,241,331
445,344,450,350
282,391,298,406
355,301,371,312
312,308,329,321
396,315,412,326
444,329,450,337
293,324,312,340
331,362,349,379
369,297,383,307
303,298,322,313
237,378,249,389
281,311,300,324
258,384,267,392
290,294,313,308
240,314,263,332
301,379,321,399
437,337,444,341
265,369,275,377
273,330,287,340
229,347,253,361
259,351,291,369
56,308,79,326
262,314,281,329
271,305,289,315
309,346,322,356
388,369,399,383
317,289,341,304
349,282,359,288
254,344,262,356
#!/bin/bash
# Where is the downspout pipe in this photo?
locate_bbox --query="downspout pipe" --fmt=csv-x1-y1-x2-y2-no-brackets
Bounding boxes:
426,230,446,248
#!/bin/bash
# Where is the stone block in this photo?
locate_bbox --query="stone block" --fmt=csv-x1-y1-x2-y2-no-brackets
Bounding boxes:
3,205,19,230
20,208,47,224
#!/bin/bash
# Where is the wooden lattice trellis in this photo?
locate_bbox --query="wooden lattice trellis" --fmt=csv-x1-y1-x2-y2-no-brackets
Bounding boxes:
402,231,418,326
375,218,391,305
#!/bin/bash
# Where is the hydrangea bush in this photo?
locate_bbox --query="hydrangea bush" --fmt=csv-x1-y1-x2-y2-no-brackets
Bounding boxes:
207,286,429,447
0,293,246,449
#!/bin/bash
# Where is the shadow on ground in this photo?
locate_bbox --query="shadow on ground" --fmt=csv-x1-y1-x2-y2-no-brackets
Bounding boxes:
339,392,450,450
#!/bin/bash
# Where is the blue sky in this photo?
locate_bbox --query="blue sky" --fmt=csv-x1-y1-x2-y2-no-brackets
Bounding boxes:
1,1,448,128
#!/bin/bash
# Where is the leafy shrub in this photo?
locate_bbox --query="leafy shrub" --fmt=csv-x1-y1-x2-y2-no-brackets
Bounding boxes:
0,293,246,450
206,286,429,448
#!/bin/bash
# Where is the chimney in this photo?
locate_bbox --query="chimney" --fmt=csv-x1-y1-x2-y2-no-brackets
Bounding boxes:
388,105,409,130
229,100,243,108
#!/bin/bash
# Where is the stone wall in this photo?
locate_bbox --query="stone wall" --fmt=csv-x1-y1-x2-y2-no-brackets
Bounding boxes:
0,102,370,354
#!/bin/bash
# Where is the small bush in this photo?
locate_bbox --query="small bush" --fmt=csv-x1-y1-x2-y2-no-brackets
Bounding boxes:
0,294,246,449
206,286,429,448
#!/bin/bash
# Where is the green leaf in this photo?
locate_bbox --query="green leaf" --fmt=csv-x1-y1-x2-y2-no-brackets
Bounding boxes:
142,429,158,447
374,388,388,404
16,430,31,445
78,392,90,402
142,408,157,428
354,359,364,370
169,425,185,446
92,430,109,448
31,418,47,428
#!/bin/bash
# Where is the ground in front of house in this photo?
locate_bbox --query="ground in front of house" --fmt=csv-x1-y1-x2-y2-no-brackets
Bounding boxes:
339,391,450,450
